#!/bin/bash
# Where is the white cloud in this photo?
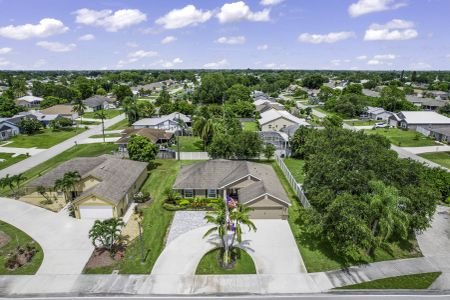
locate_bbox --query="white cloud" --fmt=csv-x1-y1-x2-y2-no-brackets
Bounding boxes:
257,44,269,50
367,53,397,65
364,19,418,41
264,63,277,68
330,59,351,66
298,31,356,44
203,59,229,68
162,57,184,68
410,62,431,69
161,36,177,44
34,59,47,68
0,47,12,54
36,41,76,52
356,55,368,60
78,34,95,41
373,54,396,60
0,58,11,67
217,1,270,23
74,8,147,32
126,42,139,48
0,18,68,40
128,50,158,59
260,0,284,6
349,0,407,17
216,36,246,45
155,5,212,29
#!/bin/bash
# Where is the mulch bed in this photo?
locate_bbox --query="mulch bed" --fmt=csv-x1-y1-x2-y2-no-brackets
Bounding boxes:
84,248,124,269
0,231,11,248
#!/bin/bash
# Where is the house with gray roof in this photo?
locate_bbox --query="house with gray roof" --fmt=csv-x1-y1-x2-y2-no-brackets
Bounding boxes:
173,160,290,219
15,95,43,107
388,111,450,131
82,95,116,112
23,155,148,220
133,112,191,133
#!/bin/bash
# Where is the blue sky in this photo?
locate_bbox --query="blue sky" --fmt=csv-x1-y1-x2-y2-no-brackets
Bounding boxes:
0,0,449,70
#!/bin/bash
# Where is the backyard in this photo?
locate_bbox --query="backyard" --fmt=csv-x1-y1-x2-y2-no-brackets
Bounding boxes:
83,109,123,119
344,119,378,126
0,153,27,170
418,152,450,169
0,221,43,275
365,128,438,147
283,158,306,183
169,136,204,152
4,128,86,149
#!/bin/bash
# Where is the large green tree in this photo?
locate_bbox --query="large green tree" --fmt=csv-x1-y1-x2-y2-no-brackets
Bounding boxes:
127,135,159,163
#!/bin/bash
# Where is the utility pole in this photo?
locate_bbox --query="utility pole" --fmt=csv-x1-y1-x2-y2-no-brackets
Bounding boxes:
177,112,181,161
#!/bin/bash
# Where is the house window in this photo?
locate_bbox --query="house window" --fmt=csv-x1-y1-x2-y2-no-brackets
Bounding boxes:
184,189,194,198
207,189,217,198
268,125,272,129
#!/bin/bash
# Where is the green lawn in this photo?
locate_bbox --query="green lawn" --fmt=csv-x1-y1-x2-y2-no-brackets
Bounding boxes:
0,143,117,196
89,133,122,139
242,121,259,132
283,158,306,183
344,119,378,126
195,248,256,275
365,128,438,147
106,119,129,131
170,136,204,152
0,153,27,170
418,152,450,169
0,221,43,275
84,159,197,274
5,128,86,149
77,120,101,125
272,162,422,273
83,109,123,119
337,272,441,290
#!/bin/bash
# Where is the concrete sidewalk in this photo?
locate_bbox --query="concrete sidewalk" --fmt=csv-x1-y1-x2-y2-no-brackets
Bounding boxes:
391,145,449,171
401,145,450,154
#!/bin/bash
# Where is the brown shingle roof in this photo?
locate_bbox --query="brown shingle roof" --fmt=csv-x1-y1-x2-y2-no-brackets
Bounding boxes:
41,104,75,115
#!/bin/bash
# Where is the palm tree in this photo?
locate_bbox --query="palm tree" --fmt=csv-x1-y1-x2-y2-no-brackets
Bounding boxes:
203,201,229,265
54,171,81,203
37,186,51,202
89,218,125,252
12,173,26,198
367,180,410,252
95,110,107,142
72,99,87,127
229,204,257,248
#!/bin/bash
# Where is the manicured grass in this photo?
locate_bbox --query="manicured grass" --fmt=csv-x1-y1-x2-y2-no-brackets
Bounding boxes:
89,133,122,139
272,162,422,273
283,158,306,183
106,118,129,130
365,128,438,147
77,120,101,125
242,121,259,132
0,143,117,196
344,119,378,126
337,272,441,290
418,152,450,169
170,136,204,152
83,159,197,274
0,153,27,170
195,248,256,275
83,109,123,119
5,128,86,149
0,221,43,275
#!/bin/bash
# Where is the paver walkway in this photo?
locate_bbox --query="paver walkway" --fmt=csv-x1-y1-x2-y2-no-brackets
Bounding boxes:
0,114,125,179
0,197,94,274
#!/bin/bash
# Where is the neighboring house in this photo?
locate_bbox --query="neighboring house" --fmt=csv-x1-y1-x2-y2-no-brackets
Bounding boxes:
15,95,43,107
259,109,309,132
406,95,448,111
258,131,290,156
255,100,285,113
363,106,394,121
389,111,450,130
427,90,449,100
116,128,174,152
31,112,64,127
23,155,148,220
82,95,115,112
173,160,291,219
362,89,380,98
133,112,191,133
40,105,78,120
427,127,450,144
0,120,19,141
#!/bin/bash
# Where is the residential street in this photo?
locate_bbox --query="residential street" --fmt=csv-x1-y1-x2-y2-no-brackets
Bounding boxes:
0,114,125,179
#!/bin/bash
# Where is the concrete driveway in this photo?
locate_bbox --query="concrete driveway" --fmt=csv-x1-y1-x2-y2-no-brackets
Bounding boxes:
417,205,450,258
0,197,94,274
152,219,306,275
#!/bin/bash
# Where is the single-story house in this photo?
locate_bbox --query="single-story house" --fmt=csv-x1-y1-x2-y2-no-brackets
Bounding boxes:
255,100,285,113
259,108,309,132
116,128,174,152
426,127,450,143
40,105,78,120
362,89,380,98
15,95,43,107
388,111,450,131
83,95,116,112
0,121,19,141
23,155,148,220
133,112,191,133
406,95,448,111
173,160,291,219
362,106,394,121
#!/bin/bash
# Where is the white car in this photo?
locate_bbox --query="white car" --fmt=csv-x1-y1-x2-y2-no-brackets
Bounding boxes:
373,122,387,129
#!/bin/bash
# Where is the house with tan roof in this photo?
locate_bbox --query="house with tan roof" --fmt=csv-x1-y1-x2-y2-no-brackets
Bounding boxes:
116,128,174,152
40,104,78,120
258,108,309,132
23,155,148,220
173,160,290,219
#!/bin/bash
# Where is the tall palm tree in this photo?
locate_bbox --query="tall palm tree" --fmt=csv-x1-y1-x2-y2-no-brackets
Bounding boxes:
72,99,87,127
12,173,26,198
95,110,107,142
203,201,229,265
229,204,257,248
54,171,81,203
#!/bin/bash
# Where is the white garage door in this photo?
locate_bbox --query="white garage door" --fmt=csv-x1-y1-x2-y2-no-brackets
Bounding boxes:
79,206,113,220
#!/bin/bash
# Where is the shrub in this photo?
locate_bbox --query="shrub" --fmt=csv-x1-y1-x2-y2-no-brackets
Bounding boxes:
178,199,190,206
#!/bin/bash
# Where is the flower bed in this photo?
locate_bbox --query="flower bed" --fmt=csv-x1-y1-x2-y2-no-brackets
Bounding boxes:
163,197,220,211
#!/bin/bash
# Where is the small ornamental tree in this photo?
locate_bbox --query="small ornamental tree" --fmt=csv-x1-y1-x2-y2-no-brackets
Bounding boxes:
263,143,276,161
127,135,159,163
89,218,125,252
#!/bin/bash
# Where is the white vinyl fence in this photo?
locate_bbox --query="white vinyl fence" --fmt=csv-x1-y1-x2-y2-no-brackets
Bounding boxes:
175,152,210,160
275,154,310,208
